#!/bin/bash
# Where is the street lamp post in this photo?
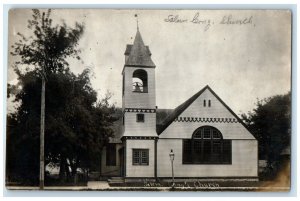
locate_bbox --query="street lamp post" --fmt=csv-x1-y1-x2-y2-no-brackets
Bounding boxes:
169,149,175,187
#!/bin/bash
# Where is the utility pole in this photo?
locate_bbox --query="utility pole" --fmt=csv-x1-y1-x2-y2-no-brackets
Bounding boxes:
39,75,46,190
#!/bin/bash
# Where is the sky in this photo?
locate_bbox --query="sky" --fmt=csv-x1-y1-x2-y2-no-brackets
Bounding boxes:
7,9,291,115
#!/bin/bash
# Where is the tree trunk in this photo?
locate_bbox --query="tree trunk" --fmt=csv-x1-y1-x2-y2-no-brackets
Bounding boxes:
59,156,66,182
70,157,79,184
99,150,102,180
65,159,71,181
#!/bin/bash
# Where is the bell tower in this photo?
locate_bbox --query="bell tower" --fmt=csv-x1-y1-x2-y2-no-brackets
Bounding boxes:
121,24,158,178
122,27,157,137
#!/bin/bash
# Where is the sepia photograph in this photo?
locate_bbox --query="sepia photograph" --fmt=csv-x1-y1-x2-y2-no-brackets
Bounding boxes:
5,9,291,191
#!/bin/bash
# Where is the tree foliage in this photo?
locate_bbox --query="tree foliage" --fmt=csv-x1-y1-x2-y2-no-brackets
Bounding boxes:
241,92,291,177
11,9,84,76
7,9,117,185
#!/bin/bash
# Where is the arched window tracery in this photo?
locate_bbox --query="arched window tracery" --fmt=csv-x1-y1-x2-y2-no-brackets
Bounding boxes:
182,126,232,164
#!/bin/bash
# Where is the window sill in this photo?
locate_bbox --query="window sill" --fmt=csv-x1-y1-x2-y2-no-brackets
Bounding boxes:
132,164,149,166
182,162,232,165
132,91,148,93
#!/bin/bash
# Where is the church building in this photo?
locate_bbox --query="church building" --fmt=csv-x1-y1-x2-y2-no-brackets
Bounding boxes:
100,27,258,182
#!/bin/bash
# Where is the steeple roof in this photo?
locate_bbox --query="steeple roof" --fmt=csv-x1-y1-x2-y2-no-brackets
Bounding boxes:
124,29,156,67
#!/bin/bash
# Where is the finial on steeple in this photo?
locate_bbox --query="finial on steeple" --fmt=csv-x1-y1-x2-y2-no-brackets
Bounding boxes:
135,14,139,31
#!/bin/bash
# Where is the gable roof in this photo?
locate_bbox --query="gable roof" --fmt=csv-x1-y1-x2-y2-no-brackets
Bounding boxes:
156,85,254,137
124,29,156,67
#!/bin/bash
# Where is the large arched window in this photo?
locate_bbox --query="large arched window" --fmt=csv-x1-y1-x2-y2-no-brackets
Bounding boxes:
182,126,232,164
132,69,148,93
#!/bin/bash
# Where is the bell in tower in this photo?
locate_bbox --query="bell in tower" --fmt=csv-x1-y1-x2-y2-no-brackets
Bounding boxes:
132,69,148,93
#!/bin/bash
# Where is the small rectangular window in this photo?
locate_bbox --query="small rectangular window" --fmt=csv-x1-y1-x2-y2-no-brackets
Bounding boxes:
132,149,149,165
203,100,206,107
208,100,211,107
136,114,144,122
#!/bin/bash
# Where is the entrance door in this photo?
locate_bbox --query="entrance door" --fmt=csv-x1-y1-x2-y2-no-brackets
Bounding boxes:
118,147,124,177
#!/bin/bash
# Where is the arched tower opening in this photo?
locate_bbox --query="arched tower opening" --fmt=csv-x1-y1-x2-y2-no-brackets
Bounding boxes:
132,69,148,93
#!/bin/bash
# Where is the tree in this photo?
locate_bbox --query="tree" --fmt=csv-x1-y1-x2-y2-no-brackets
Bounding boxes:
241,92,291,178
7,9,117,185
7,69,117,185
11,9,84,76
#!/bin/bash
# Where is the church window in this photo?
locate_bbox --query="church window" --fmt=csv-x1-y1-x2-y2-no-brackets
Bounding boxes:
132,149,149,165
208,100,211,107
212,130,221,139
203,100,206,107
106,144,116,166
182,126,232,164
132,69,148,93
137,114,145,122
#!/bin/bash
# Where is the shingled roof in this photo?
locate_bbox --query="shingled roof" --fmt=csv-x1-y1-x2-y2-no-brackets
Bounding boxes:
124,29,156,67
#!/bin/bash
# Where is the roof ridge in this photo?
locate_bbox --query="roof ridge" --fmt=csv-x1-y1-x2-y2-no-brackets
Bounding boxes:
157,85,256,139
157,85,209,134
